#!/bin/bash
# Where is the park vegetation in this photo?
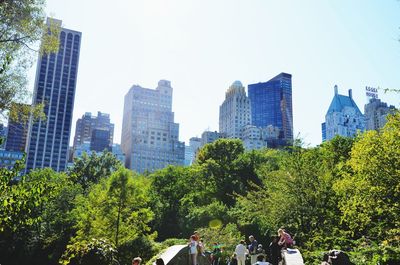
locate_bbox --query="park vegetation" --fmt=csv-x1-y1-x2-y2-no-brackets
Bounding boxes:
1,1,399,264
1,113,400,265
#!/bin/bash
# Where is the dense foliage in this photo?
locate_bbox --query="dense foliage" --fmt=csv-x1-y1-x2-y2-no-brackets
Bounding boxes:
1,114,400,265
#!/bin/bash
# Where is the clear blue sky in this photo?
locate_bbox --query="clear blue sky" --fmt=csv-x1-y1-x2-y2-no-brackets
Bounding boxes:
29,0,400,146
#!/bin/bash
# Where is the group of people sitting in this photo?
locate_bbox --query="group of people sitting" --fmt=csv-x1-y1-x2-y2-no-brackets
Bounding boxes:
188,228,294,265
231,229,294,265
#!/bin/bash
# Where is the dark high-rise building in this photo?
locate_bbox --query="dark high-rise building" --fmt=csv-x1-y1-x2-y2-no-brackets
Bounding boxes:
5,104,30,152
26,18,81,172
90,128,111,152
73,112,114,150
248,73,293,145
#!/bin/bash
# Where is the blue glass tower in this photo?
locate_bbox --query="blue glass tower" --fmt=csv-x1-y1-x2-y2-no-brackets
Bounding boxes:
26,18,81,172
248,73,293,144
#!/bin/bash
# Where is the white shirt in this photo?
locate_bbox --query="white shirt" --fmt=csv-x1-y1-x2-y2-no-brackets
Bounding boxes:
235,244,248,257
254,262,271,265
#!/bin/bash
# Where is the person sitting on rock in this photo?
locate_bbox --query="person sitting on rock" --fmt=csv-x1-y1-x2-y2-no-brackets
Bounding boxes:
277,229,293,249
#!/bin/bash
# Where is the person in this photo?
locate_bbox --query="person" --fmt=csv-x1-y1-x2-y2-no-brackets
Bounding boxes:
132,257,142,265
268,236,281,265
253,254,271,265
193,231,200,241
189,235,198,265
155,258,165,265
320,253,330,265
229,253,238,265
211,242,222,265
199,239,206,256
248,235,258,265
234,240,248,265
277,229,293,248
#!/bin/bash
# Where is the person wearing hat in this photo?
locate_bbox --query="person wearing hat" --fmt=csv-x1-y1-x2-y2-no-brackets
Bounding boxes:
132,257,142,265
248,235,258,265
235,240,248,265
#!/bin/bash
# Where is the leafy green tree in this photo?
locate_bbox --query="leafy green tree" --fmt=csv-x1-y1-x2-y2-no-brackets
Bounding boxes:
71,168,154,249
334,113,400,243
197,223,243,260
68,151,122,192
59,238,119,265
197,139,246,206
0,0,59,120
0,167,81,265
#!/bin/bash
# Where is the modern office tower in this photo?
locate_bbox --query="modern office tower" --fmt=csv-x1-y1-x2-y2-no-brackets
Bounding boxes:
184,137,202,166
5,104,30,152
322,85,365,142
73,112,114,149
90,128,111,152
25,18,81,172
219,81,251,138
121,80,185,173
248,73,293,145
364,98,396,131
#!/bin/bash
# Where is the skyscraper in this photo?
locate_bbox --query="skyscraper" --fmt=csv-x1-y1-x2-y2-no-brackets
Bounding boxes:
322,85,365,141
26,18,81,172
248,73,293,145
121,80,184,173
219,81,251,138
5,103,30,152
73,111,114,150
364,98,396,131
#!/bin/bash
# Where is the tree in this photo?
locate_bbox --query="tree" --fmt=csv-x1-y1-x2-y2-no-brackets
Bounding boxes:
196,139,246,206
334,113,400,243
0,167,81,265
71,168,154,249
0,0,59,120
59,238,119,265
68,151,122,192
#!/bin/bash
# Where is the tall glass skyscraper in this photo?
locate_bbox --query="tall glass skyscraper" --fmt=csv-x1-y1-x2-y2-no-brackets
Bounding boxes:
121,80,184,173
248,73,293,144
26,18,81,172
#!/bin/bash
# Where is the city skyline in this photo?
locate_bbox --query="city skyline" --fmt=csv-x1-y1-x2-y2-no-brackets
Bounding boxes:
26,0,400,146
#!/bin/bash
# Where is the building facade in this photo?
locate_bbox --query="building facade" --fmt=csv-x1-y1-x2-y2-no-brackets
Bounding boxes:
26,18,81,172
0,150,24,169
121,80,184,173
201,131,226,146
5,104,30,152
73,112,114,149
241,125,267,150
219,81,251,138
90,128,111,152
322,85,365,141
364,98,396,131
184,137,202,166
248,73,293,146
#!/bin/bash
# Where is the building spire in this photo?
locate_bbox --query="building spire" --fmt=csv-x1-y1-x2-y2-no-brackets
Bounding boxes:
334,85,338,95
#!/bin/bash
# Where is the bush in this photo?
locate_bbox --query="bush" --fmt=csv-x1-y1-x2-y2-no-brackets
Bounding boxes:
59,238,119,265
